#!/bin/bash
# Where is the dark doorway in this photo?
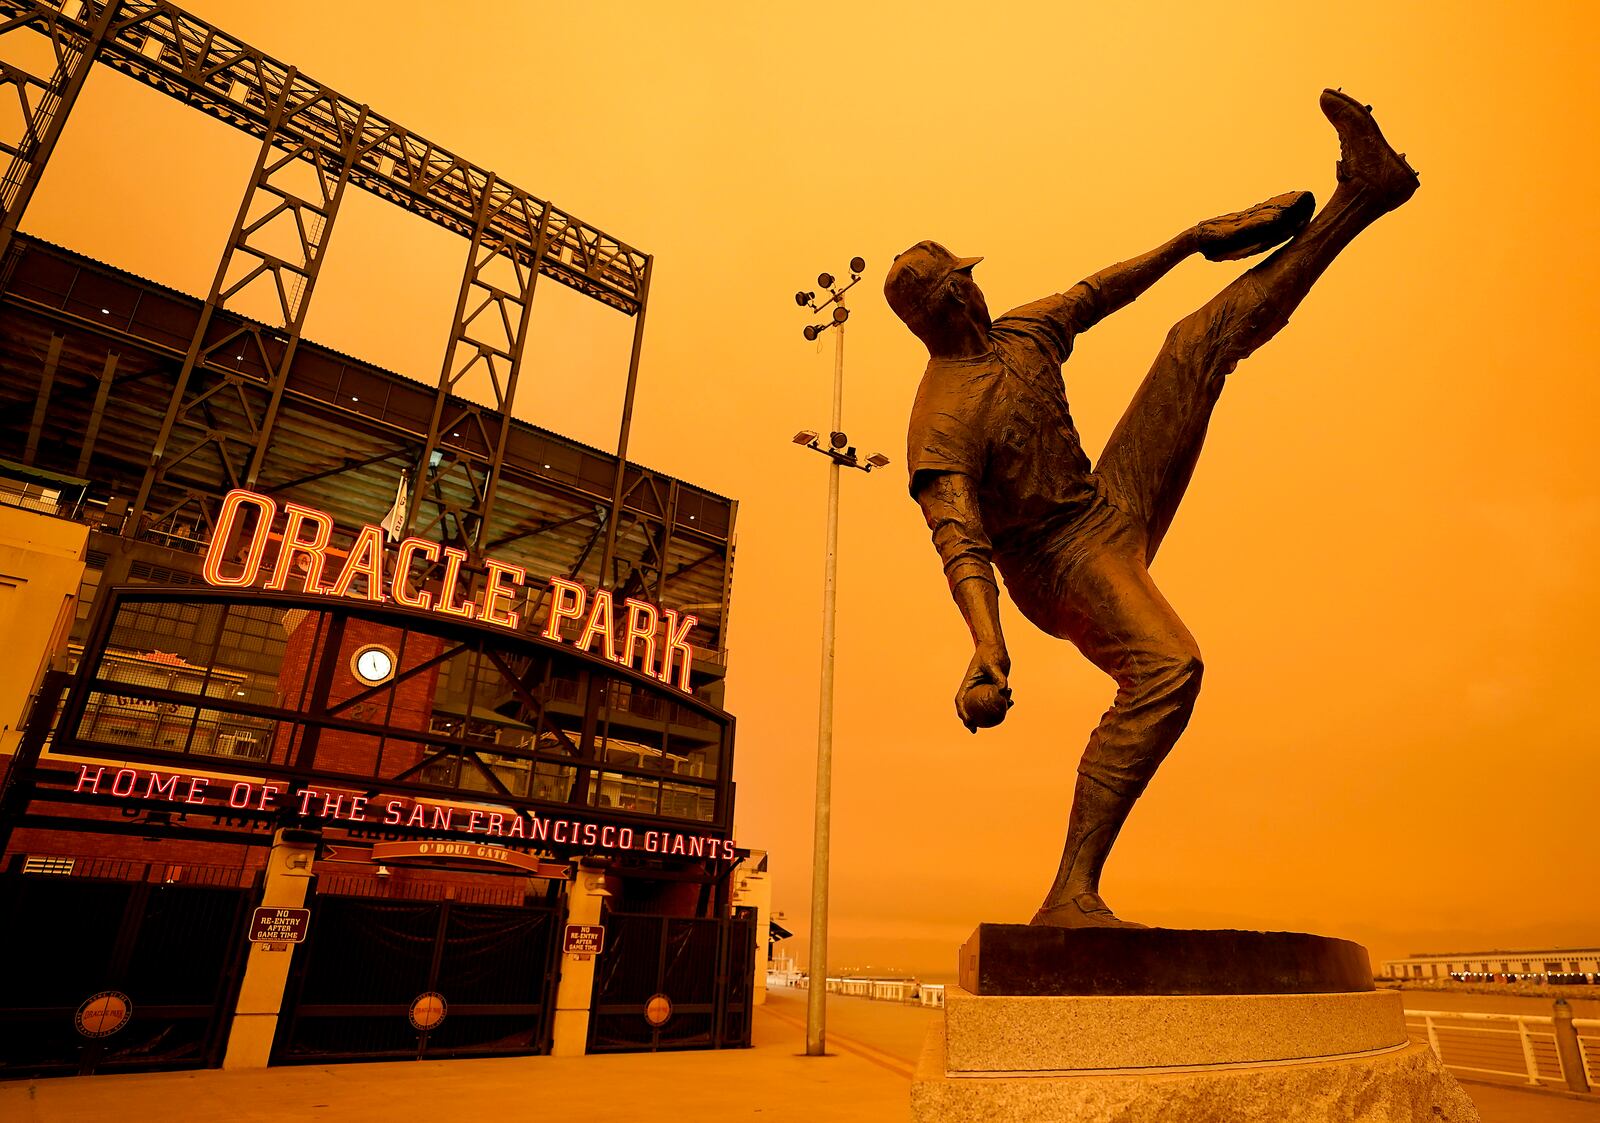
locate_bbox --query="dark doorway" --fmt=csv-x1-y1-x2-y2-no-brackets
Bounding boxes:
0,870,255,1077
588,910,756,1052
271,890,562,1063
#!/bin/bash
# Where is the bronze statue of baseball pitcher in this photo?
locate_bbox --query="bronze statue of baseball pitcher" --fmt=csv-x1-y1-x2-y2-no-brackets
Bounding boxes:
887,90,1417,928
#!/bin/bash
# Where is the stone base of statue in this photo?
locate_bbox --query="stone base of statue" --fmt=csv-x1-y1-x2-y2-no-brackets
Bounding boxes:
909,925,1480,1123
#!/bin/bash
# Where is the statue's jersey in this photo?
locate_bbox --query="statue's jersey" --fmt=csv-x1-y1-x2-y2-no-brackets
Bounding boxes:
906,281,1109,563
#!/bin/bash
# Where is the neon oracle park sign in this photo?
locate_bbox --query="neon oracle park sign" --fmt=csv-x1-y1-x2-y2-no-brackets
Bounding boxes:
201,488,699,693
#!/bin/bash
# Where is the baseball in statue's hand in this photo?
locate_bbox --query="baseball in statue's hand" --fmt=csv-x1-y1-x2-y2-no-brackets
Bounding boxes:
960,682,1013,731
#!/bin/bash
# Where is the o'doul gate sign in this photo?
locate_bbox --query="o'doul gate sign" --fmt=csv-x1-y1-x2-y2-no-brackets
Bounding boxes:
371,840,570,878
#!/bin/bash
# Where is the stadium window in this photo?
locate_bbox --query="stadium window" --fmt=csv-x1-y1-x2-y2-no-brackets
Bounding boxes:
22,856,75,875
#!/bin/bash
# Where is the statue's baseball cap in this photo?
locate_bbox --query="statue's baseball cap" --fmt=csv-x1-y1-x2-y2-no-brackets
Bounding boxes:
884,241,983,325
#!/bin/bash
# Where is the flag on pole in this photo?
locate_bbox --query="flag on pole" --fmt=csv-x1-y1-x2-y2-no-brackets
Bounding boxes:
379,470,409,542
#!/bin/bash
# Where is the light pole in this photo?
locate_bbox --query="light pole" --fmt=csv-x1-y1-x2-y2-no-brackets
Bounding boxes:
791,257,891,1057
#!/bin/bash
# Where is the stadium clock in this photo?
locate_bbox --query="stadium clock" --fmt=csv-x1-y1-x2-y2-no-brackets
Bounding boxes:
351,644,396,685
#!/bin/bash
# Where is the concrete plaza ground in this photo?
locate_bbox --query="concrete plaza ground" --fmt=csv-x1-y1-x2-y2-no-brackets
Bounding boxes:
2,988,1596,1121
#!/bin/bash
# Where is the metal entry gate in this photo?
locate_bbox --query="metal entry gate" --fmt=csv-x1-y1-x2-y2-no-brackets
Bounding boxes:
0,872,254,1077
588,911,756,1052
272,893,561,1063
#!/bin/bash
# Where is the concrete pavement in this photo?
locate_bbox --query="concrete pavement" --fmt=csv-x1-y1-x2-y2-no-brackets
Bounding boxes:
1464,1083,1600,1123
1,988,1595,1121
0,992,908,1123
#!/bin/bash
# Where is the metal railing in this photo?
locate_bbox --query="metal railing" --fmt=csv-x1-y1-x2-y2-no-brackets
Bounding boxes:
0,488,90,522
1407,1005,1598,1094
316,871,529,905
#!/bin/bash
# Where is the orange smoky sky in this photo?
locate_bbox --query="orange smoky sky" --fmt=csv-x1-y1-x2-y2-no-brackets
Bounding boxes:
17,1,1598,975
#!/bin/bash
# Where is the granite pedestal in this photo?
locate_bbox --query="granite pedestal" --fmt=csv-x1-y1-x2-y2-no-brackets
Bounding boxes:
910,926,1481,1122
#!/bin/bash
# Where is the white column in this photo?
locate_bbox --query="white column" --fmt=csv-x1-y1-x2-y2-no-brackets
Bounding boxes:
222,828,316,1068
550,856,611,1056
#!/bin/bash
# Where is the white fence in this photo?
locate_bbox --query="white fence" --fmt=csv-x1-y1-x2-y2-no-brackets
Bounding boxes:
1406,1007,1598,1093
772,974,939,1005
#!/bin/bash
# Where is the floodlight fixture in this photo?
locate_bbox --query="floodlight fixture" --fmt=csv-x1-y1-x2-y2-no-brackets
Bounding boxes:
849,256,866,275
866,453,891,468
793,430,819,445
829,431,848,449
803,324,821,341
818,272,834,289
832,306,849,324
795,291,810,307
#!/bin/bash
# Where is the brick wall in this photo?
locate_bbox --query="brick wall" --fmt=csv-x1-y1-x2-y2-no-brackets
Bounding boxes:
272,613,443,779
5,817,266,881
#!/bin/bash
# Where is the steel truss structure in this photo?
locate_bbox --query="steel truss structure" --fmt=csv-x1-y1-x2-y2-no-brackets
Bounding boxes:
0,0,733,654
40,585,736,841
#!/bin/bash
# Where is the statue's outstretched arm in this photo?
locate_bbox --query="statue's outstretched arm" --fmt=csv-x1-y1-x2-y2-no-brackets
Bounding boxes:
1075,228,1200,330
1012,199,1306,355
916,471,1011,731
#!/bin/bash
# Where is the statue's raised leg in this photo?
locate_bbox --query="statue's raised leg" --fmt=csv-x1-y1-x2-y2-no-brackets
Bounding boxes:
1098,89,1419,562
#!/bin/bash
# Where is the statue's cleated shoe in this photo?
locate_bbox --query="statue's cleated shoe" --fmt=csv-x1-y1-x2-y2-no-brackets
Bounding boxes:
1198,190,1316,261
1030,891,1150,929
1319,88,1420,209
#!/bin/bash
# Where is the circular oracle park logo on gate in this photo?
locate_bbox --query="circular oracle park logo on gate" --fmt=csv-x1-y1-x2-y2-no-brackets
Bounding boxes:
409,992,447,1031
644,993,673,1027
75,991,132,1038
